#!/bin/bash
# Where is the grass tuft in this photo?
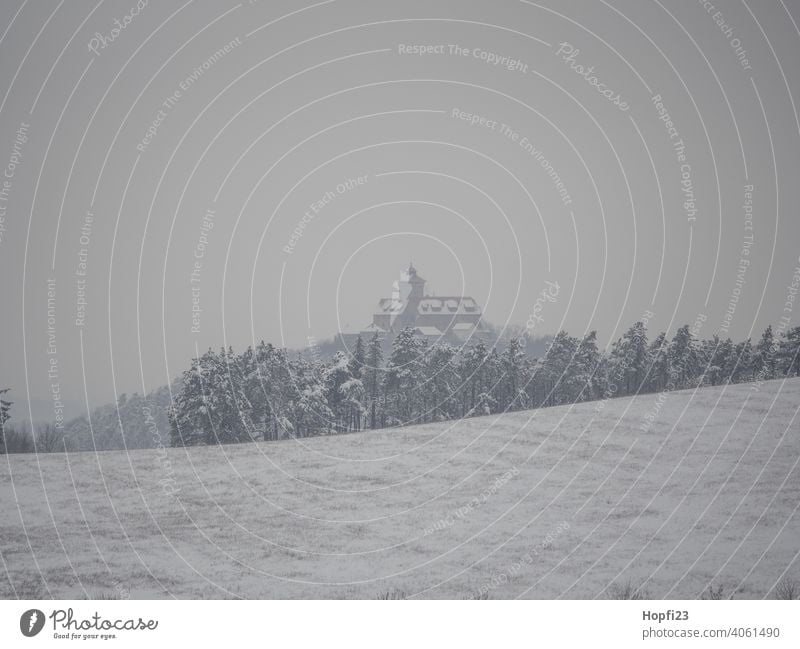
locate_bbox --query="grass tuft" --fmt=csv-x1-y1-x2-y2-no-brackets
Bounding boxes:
375,589,407,600
700,583,730,600
607,581,649,600
86,591,124,600
465,591,492,600
14,578,47,600
774,578,800,600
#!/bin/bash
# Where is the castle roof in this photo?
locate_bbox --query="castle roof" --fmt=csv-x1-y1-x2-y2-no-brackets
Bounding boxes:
374,295,481,316
417,296,481,315
365,265,484,339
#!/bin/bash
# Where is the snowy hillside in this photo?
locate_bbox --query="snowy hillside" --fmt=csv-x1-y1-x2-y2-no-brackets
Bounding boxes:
1,378,798,599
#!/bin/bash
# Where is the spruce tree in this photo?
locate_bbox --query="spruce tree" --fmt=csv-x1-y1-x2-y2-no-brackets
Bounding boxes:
0,388,11,452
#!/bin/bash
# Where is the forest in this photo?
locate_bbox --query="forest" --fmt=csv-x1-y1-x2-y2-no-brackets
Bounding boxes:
165,321,800,447
2,321,798,453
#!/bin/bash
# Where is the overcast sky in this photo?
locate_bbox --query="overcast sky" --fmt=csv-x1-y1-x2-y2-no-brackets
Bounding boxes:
1,0,799,416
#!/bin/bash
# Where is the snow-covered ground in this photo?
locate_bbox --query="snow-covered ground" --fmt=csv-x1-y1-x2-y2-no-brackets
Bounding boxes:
2,378,798,599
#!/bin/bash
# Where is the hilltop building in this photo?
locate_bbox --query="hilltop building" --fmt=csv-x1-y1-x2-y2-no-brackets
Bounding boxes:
342,264,488,345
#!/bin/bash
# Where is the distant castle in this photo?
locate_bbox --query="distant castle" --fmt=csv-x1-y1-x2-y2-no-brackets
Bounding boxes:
342,264,487,345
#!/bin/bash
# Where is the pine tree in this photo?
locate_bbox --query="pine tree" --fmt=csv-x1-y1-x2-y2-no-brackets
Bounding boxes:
607,336,627,398
251,342,293,441
647,332,670,392
212,347,256,444
613,322,649,394
698,336,736,386
482,347,502,414
239,345,268,440
525,356,546,407
731,338,754,383
669,325,699,389
269,348,300,440
384,328,424,426
198,348,225,444
245,342,271,441
288,354,332,437
458,341,489,415
273,347,298,439
755,325,777,380
702,335,723,386
169,352,213,446
500,338,528,410
343,337,368,431
423,343,459,421
571,331,602,401
542,331,579,404
349,335,366,379
780,326,800,376
717,338,736,384
365,332,384,429
341,376,366,431
325,352,355,432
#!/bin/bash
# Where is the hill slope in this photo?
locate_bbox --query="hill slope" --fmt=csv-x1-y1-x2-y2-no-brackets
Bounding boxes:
2,378,798,599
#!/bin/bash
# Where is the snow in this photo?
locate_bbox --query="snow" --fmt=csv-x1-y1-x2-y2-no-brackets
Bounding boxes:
1,378,798,599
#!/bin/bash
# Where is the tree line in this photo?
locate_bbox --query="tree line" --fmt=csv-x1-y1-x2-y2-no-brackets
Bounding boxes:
0,387,66,453
0,385,174,454
165,322,800,447
2,321,798,453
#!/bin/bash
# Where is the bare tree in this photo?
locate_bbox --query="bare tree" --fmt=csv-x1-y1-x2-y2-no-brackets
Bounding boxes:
34,423,64,453
0,388,11,451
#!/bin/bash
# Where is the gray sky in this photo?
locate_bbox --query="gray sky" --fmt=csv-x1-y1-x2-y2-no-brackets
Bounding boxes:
1,0,799,416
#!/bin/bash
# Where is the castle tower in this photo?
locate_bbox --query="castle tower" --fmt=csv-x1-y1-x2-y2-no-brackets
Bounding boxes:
392,263,426,302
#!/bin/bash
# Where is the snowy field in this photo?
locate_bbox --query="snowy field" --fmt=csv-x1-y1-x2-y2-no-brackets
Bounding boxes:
1,378,798,599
